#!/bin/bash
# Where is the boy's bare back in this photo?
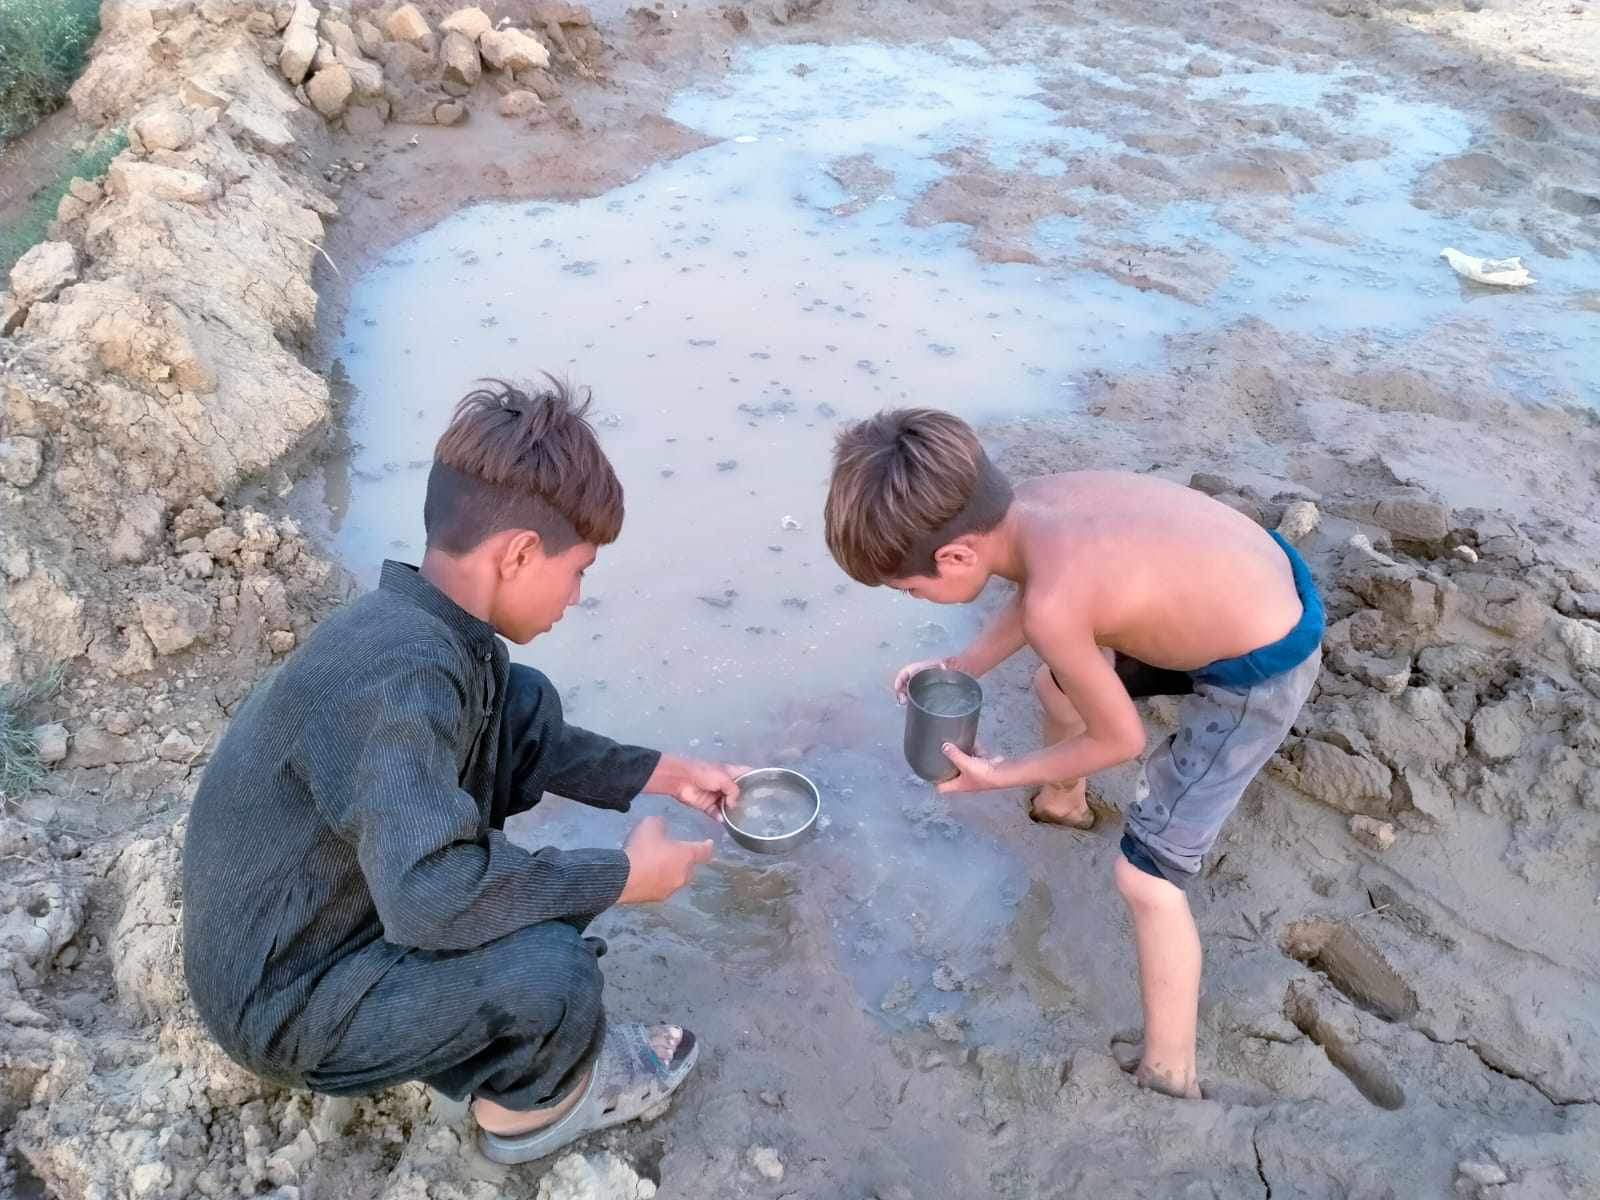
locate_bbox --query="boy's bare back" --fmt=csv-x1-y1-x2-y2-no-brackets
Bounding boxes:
1012,472,1302,672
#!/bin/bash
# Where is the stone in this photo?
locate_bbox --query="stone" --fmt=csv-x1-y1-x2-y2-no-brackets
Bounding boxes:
434,100,468,125
10,241,79,305
498,89,542,116
137,589,214,655
306,64,354,117
441,6,492,41
534,1152,657,1200
320,15,360,56
68,728,139,768
67,177,102,204
108,495,166,564
280,23,319,84
172,498,224,541
205,526,243,560
1348,815,1396,851
1,291,25,335
157,730,200,762
268,630,297,655
1556,617,1600,674
1371,492,1452,543
518,66,562,100
441,31,482,87
1276,499,1320,544
1457,1160,1509,1187
1470,700,1525,762
107,160,219,204
1452,545,1479,563
179,551,215,579
1416,644,1497,687
355,18,384,56
1394,765,1453,829
1270,738,1393,817
385,4,434,45
748,1146,784,1182
337,48,385,98
31,723,69,766
0,437,44,487
1188,471,1238,496
131,100,194,151
1461,576,1548,639
56,192,89,223
480,27,551,72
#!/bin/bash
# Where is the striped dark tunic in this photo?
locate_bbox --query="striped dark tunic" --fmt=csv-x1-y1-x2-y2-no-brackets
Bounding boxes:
182,561,658,1104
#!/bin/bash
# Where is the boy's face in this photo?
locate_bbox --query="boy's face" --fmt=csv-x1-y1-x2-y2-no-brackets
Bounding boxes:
887,544,988,604
491,536,598,643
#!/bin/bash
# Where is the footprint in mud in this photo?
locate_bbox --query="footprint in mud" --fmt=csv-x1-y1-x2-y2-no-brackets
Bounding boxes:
1284,980,1406,1111
1280,919,1418,1024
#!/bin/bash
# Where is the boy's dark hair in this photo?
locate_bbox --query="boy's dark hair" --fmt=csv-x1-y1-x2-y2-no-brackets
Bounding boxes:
424,376,623,555
824,408,1014,586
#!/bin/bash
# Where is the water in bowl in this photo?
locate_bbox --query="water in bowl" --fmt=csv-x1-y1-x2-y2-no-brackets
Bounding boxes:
729,779,815,838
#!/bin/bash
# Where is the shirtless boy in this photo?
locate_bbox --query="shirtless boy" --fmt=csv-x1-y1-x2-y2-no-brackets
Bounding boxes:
823,409,1324,1099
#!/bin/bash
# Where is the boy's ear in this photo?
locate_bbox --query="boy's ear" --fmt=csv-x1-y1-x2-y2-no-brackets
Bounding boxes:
498,530,546,578
932,539,979,571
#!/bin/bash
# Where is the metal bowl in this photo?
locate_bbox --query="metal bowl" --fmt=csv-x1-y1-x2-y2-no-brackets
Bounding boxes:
720,768,820,854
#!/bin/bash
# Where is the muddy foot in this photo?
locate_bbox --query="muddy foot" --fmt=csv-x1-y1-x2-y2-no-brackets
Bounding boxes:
1027,783,1095,830
1133,1062,1202,1101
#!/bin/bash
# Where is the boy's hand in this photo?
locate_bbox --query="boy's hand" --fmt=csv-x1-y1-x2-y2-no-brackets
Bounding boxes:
618,815,714,904
645,754,749,818
893,657,948,704
936,743,1010,794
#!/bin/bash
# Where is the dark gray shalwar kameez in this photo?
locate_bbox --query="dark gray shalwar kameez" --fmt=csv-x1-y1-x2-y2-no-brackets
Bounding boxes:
181,561,660,1110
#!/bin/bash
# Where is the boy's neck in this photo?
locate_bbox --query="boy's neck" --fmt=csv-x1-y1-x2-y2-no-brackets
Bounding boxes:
983,506,1028,584
419,548,496,626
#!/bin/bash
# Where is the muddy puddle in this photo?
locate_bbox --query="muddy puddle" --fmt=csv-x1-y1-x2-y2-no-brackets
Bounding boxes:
319,34,1599,1034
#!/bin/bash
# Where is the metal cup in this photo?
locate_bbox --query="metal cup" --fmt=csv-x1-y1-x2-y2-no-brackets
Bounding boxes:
903,666,983,783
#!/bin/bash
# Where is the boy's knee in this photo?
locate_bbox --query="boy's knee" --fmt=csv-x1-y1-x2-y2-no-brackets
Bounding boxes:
498,921,604,1014
1114,853,1187,913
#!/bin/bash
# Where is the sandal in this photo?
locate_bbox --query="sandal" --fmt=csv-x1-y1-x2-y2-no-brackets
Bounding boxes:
477,1022,699,1165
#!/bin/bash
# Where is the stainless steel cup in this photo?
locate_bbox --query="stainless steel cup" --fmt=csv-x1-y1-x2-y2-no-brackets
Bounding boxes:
904,666,982,783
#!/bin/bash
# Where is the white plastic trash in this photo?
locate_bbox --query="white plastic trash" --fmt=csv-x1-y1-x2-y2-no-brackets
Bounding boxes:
1440,247,1536,288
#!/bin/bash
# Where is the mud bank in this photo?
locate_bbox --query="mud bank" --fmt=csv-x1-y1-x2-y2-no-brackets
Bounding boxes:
2,1,1598,1198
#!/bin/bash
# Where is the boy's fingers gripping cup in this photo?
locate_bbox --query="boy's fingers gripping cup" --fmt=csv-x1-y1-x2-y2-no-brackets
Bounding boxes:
904,666,983,783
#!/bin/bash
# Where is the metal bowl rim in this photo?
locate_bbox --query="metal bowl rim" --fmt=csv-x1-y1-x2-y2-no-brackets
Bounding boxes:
722,767,821,842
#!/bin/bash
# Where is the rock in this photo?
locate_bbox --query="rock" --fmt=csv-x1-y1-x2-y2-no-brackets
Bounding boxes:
441,31,482,87
0,437,44,487
480,27,551,72
356,18,384,55
10,241,79,305
108,495,166,564
179,551,215,579
5,570,87,663
68,728,139,768
1,291,25,335
434,100,468,125
440,6,492,41
1188,471,1238,496
1457,1160,1509,1187
306,63,354,116
498,89,542,116
337,48,385,98
56,192,89,223
130,99,194,151
31,723,69,766
67,177,102,204
137,588,214,655
385,4,434,45
1348,815,1396,851
1452,545,1479,563
1338,538,1443,630
1394,764,1453,829
1470,700,1525,762
1555,617,1600,674
929,1010,965,1042
280,1,320,85
107,160,219,204
1459,576,1548,639
157,730,200,762
1416,644,1498,687
748,1146,785,1182
1371,491,1452,544
205,526,243,560
268,630,297,655
1276,499,1320,544
172,498,224,541
534,1152,657,1200
1270,738,1393,817
518,65,562,100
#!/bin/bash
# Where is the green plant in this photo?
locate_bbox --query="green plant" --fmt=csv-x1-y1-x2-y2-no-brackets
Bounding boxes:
0,126,124,277
0,668,62,799
0,0,102,145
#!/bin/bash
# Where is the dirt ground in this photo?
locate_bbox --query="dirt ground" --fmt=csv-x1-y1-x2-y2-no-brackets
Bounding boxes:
3,0,1599,1198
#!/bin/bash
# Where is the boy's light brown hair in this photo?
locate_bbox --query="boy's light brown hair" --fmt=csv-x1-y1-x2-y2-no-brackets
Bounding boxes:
825,408,1014,585
424,376,623,555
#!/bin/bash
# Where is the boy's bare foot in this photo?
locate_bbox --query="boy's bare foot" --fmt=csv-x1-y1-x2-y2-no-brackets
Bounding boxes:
1109,1033,1202,1099
1027,781,1095,829
473,1025,684,1136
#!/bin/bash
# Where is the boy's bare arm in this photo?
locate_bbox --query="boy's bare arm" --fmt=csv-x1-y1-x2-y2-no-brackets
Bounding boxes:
940,617,1144,793
893,592,1026,701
